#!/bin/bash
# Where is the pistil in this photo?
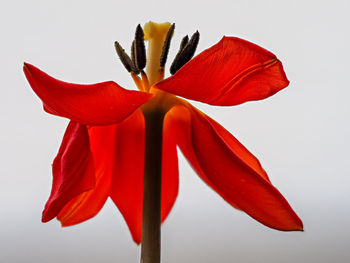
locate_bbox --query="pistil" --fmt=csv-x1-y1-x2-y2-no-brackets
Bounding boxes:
143,22,172,86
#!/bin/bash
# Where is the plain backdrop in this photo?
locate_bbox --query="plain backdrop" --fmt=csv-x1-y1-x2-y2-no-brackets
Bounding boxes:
1,0,349,262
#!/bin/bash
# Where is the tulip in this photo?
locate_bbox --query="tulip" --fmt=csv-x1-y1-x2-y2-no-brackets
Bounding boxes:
24,21,302,263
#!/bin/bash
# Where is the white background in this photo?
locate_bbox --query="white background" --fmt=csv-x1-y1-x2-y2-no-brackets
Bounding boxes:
1,0,349,262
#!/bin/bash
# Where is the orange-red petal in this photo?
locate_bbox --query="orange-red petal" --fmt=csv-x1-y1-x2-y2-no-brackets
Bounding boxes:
56,125,117,226
42,121,95,222
154,37,289,106
109,110,179,244
161,110,179,223
109,110,145,244
23,63,153,125
166,104,303,231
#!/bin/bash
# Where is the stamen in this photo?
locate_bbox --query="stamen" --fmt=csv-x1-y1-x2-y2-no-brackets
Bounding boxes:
169,35,188,74
131,40,140,75
141,71,150,91
170,31,200,75
131,72,143,91
160,23,175,67
182,30,200,58
114,41,137,73
179,35,189,51
134,24,147,70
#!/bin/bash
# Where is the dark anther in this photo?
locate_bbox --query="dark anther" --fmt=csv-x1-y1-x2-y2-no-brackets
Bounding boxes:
169,35,188,73
131,40,136,68
170,31,200,75
179,35,189,51
134,24,146,70
183,31,200,57
160,23,175,67
130,40,141,74
114,41,138,73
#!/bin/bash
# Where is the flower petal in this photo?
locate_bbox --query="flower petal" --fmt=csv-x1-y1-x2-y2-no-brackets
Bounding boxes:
56,125,117,226
205,114,270,182
42,121,95,222
167,104,303,231
109,109,179,244
165,105,241,210
109,110,145,244
154,37,289,106
23,63,153,125
161,110,179,222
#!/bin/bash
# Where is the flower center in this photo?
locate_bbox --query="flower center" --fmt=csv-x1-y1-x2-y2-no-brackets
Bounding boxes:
114,21,200,94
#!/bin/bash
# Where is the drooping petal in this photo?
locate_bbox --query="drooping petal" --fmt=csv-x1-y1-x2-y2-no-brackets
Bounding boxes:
42,121,95,222
109,110,145,244
154,37,289,106
205,115,270,182
165,105,241,210
57,125,117,226
23,63,153,125
167,104,303,231
161,110,179,222
109,109,179,244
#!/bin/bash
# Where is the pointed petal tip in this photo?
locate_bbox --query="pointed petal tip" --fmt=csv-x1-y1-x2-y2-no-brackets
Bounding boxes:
23,62,36,74
296,220,304,232
285,224,304,232
59,219,75,227
41,211,52,223
274,214,303,232
57,215,74,227
23,62,31,74
289,223,304,232
133,237,141,245
270,223,303,232
59,221,67,227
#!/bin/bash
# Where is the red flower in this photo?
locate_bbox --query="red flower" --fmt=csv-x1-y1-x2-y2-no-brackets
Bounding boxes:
24,22,302,244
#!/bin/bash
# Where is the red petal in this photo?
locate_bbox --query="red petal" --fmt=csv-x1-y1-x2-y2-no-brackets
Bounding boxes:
154,37,289,106
167,104,303,231
166,106,241,210
205,115,270,182
56,125,117,226
109,110,145,244
109,109,179,244
42,121,95,222
161,110,179,222
23,63,153,125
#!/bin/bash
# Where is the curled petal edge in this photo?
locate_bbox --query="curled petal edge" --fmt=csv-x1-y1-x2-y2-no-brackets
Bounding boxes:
24,63,153,125
154,37,289,106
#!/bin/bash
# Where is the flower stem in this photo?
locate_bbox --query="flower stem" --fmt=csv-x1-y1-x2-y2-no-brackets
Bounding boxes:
141,110,164,263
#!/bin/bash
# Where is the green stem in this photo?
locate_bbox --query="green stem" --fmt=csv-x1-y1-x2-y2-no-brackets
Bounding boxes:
141,111,164,263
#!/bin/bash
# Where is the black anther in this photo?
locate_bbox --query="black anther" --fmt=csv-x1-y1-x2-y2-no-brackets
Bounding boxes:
170,31,200,75
114,41,137,73
134,24,146,70
160,23,175,67
179,35,189,51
